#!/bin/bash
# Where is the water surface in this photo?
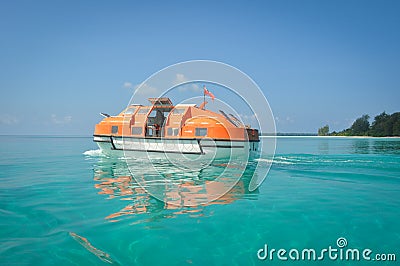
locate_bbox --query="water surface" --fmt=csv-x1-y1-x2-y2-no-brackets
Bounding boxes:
1,136,399,265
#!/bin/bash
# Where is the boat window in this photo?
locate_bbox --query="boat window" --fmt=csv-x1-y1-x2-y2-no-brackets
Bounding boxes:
149,110,157,117
167,128,179,136
172,108,185,115
131,127,143,135
111,126,118,134
137,108,150,115
124,107,136,114
195,128,207,136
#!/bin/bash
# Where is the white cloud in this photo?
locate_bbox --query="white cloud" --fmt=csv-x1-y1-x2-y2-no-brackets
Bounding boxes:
240,113,257,121
286,116,294,123
238,113,257,127
275,116,294,124
175,73,187,84
133,83,160,95
123,80,160,95
0,114,18,125
51,114,72,125
123,82,133,89
173,73,201,92
178,83,201,92
129,74,202,97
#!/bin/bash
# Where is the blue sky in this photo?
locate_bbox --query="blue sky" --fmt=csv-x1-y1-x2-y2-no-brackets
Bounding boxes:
0,0,399,135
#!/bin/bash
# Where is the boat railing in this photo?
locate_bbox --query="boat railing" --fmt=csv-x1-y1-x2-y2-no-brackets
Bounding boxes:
219,110,240,127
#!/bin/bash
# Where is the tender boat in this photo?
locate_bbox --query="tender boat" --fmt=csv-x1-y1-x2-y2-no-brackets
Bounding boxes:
93,97,259,159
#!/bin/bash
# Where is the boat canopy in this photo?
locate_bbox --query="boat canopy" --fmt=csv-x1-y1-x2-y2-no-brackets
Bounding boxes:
148,97,173,106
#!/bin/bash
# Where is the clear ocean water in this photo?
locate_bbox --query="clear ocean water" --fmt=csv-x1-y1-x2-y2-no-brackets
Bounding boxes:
1,136,399,265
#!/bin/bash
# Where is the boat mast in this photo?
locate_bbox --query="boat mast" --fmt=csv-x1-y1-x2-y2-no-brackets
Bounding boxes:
203,86,206,110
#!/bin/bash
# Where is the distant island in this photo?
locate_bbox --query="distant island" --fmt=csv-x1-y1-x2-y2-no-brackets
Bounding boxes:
318,112,400,137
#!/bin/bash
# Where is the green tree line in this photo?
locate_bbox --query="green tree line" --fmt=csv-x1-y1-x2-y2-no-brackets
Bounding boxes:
318,112,400,137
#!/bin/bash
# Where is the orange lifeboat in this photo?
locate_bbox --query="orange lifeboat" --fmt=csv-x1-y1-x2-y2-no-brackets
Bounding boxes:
93,97,259,158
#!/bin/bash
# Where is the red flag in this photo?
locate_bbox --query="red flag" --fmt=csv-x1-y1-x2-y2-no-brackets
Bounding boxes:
203,85,215,101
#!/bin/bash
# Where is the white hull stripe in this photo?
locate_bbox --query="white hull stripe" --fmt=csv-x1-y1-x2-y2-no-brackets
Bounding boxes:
93,136,251,155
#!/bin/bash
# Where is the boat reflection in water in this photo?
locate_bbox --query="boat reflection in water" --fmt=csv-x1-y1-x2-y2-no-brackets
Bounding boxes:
92,156,259,222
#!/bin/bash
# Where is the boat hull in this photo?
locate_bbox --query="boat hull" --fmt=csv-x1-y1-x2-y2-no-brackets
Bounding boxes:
94,135,259,160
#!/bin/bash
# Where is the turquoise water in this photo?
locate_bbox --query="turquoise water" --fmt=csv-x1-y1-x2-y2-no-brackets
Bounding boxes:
1,136,399,265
